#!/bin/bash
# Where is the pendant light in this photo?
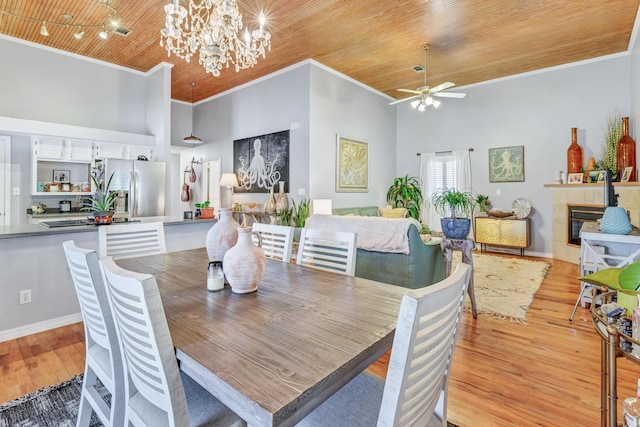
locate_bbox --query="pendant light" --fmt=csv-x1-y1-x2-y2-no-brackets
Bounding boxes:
183,82,203,144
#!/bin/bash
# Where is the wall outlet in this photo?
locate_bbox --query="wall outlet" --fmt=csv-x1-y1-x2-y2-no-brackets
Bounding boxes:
496,189,501,196
19,289,31,304
12,187,20,195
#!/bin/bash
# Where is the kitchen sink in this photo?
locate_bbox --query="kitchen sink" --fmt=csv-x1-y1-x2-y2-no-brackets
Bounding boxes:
40,217,141,228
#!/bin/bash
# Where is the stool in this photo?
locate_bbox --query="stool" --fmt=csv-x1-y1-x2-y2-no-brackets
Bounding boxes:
440,238,477,319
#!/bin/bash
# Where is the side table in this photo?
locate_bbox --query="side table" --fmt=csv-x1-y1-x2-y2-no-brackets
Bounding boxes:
440,238,477,319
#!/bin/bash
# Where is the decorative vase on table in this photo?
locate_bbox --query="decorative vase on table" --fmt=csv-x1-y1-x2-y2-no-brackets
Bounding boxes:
617,116,637,182
206,208,239,262
276,181,288,214
600,206,632,235
223,227,266,294
264,186,276,214
567,127,583,174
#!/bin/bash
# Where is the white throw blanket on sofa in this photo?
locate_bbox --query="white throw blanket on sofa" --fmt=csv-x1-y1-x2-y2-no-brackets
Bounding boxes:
305,214,421,254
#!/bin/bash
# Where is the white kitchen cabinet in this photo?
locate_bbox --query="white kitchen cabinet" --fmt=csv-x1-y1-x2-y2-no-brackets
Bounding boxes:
33,137,65,160
68,140,94,161
95,142,126,159
125,145,154,160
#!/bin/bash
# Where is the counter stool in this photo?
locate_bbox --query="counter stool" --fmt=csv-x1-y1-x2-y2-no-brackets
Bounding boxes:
440,237,477,318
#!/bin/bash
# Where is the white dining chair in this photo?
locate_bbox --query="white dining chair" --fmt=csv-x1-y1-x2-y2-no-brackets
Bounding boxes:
98,221,166,259
296,228,357,276
99,256,244,427
297,263,472,427
62,240,125,427
252,222,294,262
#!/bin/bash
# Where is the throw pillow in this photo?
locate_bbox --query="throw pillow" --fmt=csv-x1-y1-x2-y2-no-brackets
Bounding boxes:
380,206,407,218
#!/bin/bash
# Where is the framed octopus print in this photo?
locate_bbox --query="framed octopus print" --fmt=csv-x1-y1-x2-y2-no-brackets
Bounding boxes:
233,130,290,193
488,145,524,183
336,135,368,192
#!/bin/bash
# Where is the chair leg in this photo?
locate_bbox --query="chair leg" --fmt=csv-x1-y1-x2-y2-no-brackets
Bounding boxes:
77,368,96,427
569,283,589,321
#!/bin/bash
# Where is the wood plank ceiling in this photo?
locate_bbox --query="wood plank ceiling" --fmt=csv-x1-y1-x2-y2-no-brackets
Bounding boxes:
0,0,638,103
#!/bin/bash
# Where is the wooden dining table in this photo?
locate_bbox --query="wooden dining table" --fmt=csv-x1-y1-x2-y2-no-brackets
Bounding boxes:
117,247,407,427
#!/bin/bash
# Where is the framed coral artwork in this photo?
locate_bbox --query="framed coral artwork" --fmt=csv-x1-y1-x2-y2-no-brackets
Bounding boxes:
336,135,368,192
488,145,524,182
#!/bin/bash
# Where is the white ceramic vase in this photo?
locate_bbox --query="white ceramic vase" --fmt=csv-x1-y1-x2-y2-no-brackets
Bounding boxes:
276,181,288,214
223,227,266,294
206,208,239,262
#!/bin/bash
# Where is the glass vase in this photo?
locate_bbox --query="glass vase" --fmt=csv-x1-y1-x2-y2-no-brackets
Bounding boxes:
617,117,636,182
567,127,583,174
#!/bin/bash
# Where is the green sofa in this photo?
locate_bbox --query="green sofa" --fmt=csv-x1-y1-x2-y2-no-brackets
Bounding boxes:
321,208,446,289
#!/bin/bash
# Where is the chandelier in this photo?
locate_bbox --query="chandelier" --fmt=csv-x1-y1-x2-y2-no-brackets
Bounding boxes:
160,0,271,77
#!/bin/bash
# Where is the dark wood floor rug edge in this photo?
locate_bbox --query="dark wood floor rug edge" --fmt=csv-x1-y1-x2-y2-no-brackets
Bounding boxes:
0,374,460,426
0,374,101,426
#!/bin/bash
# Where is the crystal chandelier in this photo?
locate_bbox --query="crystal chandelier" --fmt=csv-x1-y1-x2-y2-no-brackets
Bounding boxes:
160,0,271,77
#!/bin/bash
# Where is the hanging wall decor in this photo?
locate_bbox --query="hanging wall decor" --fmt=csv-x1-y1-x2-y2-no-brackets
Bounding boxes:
488,145,525,183
233,130,290,193
336,135,368,192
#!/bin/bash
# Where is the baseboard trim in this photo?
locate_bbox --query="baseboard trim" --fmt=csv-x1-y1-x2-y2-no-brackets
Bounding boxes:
0,313,83,343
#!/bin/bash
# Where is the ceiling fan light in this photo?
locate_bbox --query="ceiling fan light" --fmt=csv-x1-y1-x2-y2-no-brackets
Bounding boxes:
425,96,433,106
418,103,426,112
433,99,441,108
99,29,108,39
411,99,420,109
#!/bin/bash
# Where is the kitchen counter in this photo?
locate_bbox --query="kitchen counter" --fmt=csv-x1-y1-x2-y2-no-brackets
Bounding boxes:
0,215,218,342
0,216,217,240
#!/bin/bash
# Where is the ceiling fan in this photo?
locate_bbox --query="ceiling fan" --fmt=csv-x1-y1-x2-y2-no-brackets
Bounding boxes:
389,44,466,110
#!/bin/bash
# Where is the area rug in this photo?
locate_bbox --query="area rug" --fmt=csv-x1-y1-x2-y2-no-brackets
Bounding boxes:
0,374,460,426
0,375,101,427
453,251,550,323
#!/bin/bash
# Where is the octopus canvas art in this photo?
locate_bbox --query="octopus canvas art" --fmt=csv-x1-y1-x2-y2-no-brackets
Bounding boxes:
233,130,290,193
489,146,525,182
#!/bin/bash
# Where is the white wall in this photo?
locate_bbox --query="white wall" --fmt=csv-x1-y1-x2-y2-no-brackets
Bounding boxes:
396,55,632,255
309,63,396,207
0,36,151,135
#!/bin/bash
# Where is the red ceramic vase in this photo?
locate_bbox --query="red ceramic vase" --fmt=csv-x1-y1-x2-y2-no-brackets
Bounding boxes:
617,117,636,182
567,127,583,174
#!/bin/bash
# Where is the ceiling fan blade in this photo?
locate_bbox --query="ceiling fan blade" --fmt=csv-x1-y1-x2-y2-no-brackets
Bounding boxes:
389,95,419,105
433,92,466,99
397,88,422,95
429,82,456,93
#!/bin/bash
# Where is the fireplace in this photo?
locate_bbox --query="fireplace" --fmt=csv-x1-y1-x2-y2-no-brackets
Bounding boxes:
567,204,605,246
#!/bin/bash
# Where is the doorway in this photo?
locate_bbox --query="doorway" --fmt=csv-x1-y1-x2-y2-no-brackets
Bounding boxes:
0,136,11,226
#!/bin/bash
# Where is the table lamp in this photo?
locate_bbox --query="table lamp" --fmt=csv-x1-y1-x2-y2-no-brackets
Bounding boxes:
311,199,333,215
220,173,239,208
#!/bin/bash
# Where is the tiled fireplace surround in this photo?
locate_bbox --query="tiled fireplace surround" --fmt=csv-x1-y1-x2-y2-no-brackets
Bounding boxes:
550,183,640,264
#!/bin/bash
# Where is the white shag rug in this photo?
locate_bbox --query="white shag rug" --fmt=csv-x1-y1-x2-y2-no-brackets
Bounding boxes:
453,252,550,323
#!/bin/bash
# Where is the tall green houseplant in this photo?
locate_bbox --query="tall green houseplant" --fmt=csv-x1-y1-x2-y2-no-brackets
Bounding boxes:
386,175,423,221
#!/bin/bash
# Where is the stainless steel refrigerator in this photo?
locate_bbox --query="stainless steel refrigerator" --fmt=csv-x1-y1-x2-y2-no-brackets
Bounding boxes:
96,158,166,218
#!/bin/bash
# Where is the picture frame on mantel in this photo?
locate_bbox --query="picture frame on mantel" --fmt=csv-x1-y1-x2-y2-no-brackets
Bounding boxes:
488,145,524,182
336,135,368,192
568,172,584,184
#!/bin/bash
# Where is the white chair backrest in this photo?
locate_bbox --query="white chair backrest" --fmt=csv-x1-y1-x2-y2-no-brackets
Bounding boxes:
100,256,188,426
377,263,471,427
63,240,118,354
252,222,294,262
98,222,166,259
296,228,357,276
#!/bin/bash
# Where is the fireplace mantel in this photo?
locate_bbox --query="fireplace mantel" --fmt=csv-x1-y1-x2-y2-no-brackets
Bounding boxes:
547,184,640,264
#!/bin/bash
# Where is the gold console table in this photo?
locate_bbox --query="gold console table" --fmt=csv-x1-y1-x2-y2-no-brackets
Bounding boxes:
474,217,530,257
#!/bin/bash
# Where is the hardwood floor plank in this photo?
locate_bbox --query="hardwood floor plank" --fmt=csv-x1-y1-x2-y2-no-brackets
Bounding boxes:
0,255,637,426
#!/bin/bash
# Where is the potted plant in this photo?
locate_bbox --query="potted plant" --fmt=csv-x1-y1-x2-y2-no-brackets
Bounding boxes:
82,172,117,225
386,175,423,221
431,187,475,239
475,194,491,215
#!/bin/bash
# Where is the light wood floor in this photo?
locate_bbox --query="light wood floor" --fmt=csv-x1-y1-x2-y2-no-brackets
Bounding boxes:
0,254,636,426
